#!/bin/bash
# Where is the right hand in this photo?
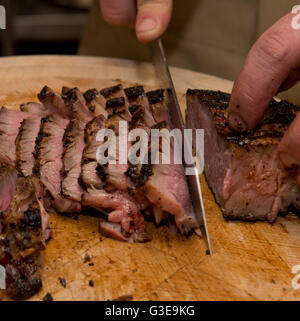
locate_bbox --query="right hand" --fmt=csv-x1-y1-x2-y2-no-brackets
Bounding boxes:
98,0,173,44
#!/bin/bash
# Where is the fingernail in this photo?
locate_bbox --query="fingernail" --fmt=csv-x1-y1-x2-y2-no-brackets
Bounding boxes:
137,17,157,33
228,113,248,132
278,152,300,168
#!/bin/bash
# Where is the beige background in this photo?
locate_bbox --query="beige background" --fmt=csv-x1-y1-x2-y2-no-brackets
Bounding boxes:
79,0,300,104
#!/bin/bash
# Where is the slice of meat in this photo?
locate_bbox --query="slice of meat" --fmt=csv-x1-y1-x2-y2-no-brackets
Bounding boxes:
186,89,300,222
0,107,31,165
82,188,151,243
0,176,51,300
61,120,85,202
84,88,107,118
146,89,172,129
125,92,197,233
62,87,95,123
101,84,131,121
80,115,106,189
38,86,73,119
34,114,81,213
0,163,18,213
125,86,156,129
20,102,48,118
16,116,41,177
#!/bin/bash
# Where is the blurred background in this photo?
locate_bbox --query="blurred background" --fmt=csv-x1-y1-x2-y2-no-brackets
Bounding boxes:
0,0,92,56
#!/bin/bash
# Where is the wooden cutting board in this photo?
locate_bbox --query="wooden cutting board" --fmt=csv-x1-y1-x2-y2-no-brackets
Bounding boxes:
1,55,300,301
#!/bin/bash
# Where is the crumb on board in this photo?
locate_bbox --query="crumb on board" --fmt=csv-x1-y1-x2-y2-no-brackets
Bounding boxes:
83,253,91,263
89,280,94,287
43,293,53,301
111,294,134,301
59,277,66,288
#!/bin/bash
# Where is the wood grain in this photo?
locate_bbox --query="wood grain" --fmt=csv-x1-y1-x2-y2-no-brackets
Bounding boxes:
0,55,299,301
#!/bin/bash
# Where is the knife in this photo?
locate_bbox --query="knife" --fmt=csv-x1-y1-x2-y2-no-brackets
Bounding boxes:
150,38,212,256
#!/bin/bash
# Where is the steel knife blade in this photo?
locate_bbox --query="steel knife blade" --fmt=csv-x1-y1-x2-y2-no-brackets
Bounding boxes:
150,38,212,256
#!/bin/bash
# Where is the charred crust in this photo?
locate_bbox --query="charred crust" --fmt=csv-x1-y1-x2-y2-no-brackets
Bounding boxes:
7,277,42,301
106,97,125,109
192,89,299,146
151,121,167,130
38,86,53,102
100,85,121,98
33,117,50,176
107,107,125,119
22,206,41,230
129,105,140,115
84,89,99,102
96,164,107,181
124,86,144,101
61,86,71,95
136,164,153,188
146,89,164,104
15,120,26,175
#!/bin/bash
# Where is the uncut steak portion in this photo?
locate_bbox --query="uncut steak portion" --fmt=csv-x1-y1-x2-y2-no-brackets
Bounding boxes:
186,89,300,222
34,114,81,213
0,176,51,300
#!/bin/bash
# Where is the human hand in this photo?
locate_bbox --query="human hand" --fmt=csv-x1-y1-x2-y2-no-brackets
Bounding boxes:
99,0,173,43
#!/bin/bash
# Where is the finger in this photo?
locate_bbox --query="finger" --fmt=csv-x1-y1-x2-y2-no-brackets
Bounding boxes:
99,0,136,27
278,113,300,169
136,0,173,43
228,12,300,131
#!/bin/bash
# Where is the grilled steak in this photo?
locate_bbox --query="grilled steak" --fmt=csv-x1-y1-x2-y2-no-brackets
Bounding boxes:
16,116,42,177
101,84,131,121
0,108,31,165
84,88,107,118
20,102,48,118
34,114,81,213
0,163,18,213
61,120,85,202
186,89,300,222
0,176,50,300
80,115,106,189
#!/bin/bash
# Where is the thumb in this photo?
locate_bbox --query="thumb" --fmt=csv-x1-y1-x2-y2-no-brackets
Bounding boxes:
136,0,173,44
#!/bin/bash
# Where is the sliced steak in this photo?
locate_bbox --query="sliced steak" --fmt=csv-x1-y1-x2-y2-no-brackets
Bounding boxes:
0,163,18,213
146,89,172,129
62,87,95,123
38,86,73,119
82,188,151,243
84,88,107,118
101,84,131,121
125,86,156,129
0,176,50,300
186,89,300,222
81,115,106,189
61,120,85,202
124,90,198,233
34,114,81,213
16,116,42,177
0,108,31,165
20,102,48,118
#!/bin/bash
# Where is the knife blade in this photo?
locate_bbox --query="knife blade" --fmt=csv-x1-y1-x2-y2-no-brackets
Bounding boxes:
150,38,212,256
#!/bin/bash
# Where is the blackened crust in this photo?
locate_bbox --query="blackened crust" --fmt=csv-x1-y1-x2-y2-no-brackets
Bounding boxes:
124,86,144,101
100,85,122,98
146,89,164,104
106,97,125,109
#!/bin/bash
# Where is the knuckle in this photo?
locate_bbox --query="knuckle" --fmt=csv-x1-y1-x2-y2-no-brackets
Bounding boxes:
256,31,290,64
138,0,172,11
